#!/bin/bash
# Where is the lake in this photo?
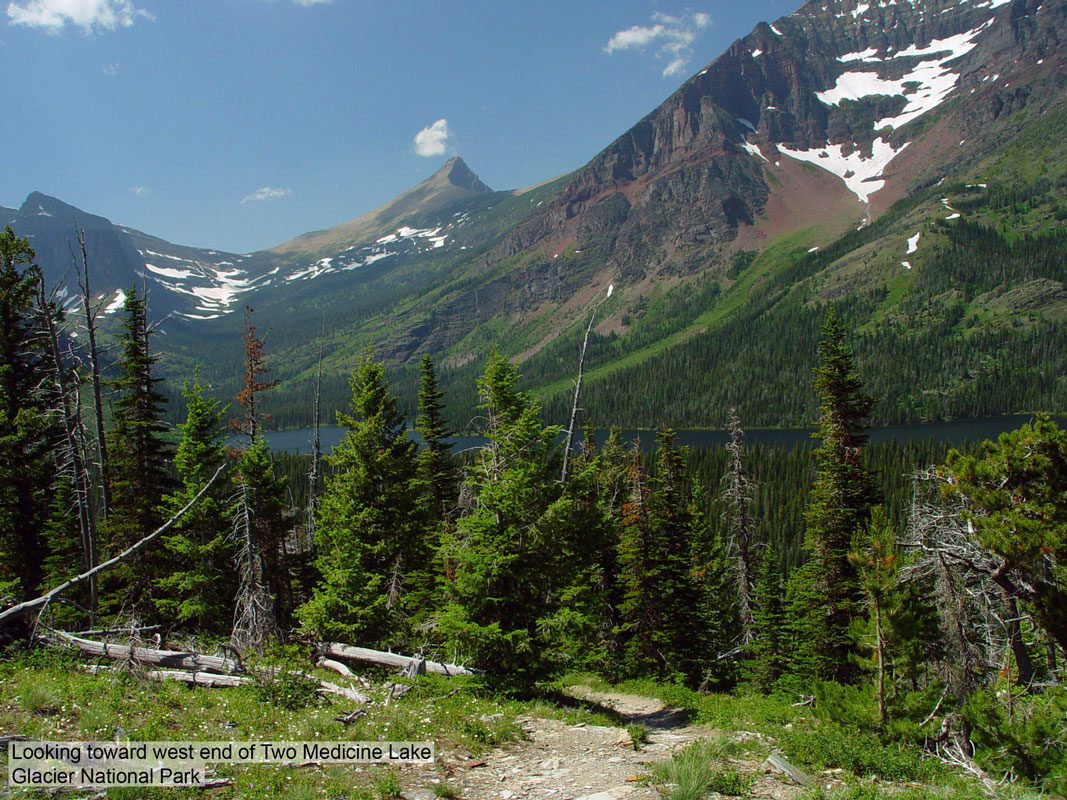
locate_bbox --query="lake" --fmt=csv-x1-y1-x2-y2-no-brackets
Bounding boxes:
248,414,1067,454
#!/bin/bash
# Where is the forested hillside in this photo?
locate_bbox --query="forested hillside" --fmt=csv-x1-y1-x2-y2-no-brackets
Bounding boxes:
3,219,1064,794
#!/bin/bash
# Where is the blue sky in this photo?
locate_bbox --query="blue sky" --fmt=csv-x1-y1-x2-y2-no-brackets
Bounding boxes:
2,0,796,253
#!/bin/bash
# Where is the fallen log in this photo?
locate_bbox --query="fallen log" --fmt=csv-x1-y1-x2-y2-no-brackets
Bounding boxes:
81,664,367,703
321,642,481,676
82,665,253,688
48,629,240,674
317,657,370,687
764,753,812,787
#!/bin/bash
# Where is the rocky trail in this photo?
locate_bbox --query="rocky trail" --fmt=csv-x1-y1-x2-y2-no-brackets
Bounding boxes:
409,689,807,800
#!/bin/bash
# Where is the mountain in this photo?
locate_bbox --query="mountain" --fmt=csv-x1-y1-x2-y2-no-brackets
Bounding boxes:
269,157,494,259
8,0,1066,430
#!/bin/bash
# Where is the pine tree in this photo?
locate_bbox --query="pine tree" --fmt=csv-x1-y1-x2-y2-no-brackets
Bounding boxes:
849,506,899,730
942,415,1067,663
99,287,173,617
747,545,789,692
617,428,723,684
437,350,604,682
0,227,62,601
299,351,426,647
415,354,455,519
154,373,235,632
795,305,879,684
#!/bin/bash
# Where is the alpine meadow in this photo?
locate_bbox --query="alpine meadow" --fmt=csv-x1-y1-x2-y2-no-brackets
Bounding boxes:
2,0,1066,798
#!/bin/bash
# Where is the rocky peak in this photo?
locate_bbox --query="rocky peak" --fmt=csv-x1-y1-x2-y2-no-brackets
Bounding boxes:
437,157,492,194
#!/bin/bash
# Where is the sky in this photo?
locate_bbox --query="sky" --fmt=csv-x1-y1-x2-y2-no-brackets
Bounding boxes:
1,0,798,253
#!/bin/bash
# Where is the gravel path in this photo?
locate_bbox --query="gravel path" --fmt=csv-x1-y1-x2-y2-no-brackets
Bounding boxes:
411,689,806,800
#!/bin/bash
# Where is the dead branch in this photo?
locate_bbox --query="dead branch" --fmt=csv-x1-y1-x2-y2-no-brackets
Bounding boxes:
321,642,481,675
0,466,225,627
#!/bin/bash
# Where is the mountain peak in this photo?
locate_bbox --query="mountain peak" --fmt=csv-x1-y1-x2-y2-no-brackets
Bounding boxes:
434,157,492,194
269,157,495,257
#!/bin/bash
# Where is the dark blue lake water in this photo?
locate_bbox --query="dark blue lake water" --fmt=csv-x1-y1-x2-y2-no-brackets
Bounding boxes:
250,414,1066,454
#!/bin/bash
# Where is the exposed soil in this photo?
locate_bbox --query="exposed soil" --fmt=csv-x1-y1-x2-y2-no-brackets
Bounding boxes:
404,689,808,800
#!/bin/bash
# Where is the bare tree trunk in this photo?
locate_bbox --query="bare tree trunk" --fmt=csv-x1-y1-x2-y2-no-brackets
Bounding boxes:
991,561,1035,688
561,283,612,483
723,408,757,643
75,228,110,521
306,328,324,550
38,281,98,616
231,477,277,653
874,599,886,731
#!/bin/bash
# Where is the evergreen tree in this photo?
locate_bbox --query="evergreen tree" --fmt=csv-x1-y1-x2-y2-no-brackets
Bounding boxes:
101,286,173,615
794,306,879,684
849,506,899,730
299,351,426,647
0,227,59,601
154,373,235,632
617,428,724,684
942,415,1067,660
746,545,789,692
437,350,605,683
415,354,455,519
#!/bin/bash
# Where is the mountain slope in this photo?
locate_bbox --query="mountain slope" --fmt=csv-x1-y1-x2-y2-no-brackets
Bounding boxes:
6,0,1065,430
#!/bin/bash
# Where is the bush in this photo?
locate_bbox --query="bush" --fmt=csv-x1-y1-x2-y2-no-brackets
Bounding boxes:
780,722,940,782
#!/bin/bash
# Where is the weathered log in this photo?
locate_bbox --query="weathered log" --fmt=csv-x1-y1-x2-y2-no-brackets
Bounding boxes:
82,665,253,688
48,629,240,673
317,657,370,687
81,663,367,703
321,642,481,675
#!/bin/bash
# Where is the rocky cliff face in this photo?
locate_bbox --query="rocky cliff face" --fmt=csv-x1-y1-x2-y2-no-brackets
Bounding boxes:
492,0,1058,281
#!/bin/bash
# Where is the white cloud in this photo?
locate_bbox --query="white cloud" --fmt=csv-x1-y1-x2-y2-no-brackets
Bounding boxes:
604,9,712,78
129,185,149,197
242,186,292,203
6,0,152,33
292,0,332,4
102,60,118,75
413,118,452,157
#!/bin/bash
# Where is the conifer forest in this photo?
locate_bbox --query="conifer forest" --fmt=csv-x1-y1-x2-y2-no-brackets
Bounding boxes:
1,225,1065,798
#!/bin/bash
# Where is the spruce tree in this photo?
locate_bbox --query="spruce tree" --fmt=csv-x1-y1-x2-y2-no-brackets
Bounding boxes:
415,354,455,519
299,351,426,647
101,286,173,615
437,350,604,682
617,428,723,684
747,545,789,691
0,227,62,601
795,306,879,684
154,373,235,632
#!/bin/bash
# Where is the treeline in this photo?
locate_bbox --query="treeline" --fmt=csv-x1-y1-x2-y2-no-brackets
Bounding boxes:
3,226,1066,792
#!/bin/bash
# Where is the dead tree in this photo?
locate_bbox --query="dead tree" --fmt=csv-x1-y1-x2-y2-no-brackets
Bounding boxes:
230,473,278,653
73,227,111,519
561,282,613,483
305,325,325,551
37,280,98,615
721,408,757,644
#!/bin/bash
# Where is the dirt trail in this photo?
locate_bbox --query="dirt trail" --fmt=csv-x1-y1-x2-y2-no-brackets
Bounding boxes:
418,689,804,800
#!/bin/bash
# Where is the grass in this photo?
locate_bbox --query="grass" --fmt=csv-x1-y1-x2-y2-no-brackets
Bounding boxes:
651,738,755,800
0,649,614,800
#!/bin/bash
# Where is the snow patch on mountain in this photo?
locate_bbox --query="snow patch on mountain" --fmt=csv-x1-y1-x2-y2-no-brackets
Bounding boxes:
819,22,991,131
776,138,907,204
